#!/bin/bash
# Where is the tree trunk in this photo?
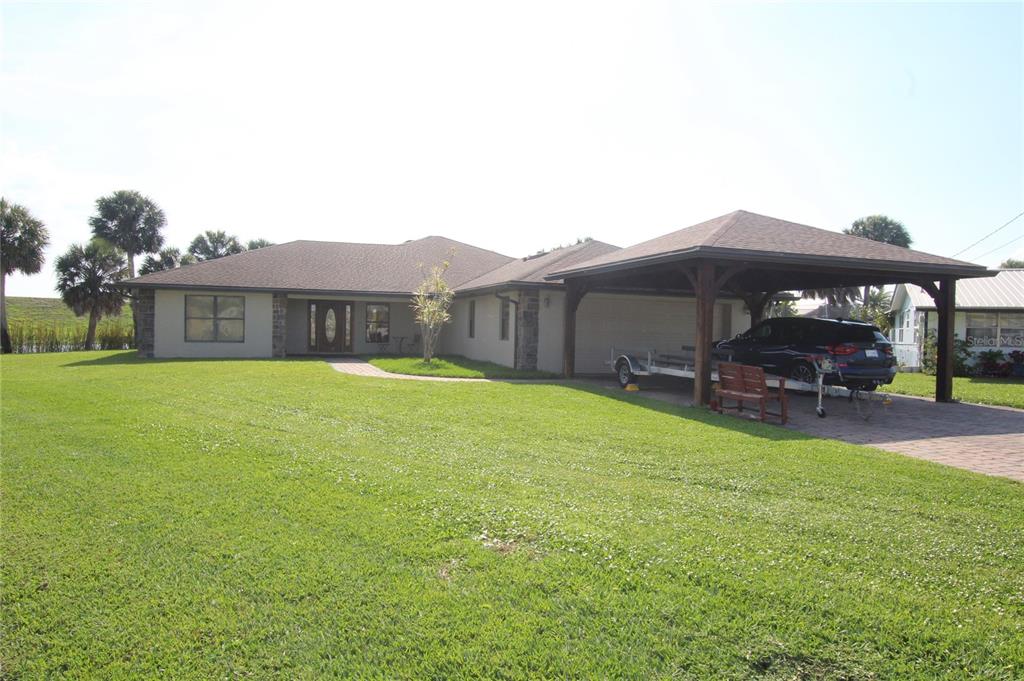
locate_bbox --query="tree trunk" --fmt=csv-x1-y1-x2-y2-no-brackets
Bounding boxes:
1,270,10,354
85,308,99,350
863,285,871,320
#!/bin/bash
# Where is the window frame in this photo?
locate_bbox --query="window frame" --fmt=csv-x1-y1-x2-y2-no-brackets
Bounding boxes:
365,303,390,344
184,294,245,343
499,298,510,341
468,300,476,339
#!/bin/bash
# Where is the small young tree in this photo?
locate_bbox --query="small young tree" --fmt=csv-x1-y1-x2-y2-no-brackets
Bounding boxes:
56,239,128,349
412,258,454,363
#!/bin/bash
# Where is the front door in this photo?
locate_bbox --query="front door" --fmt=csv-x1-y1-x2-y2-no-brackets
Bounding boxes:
309,301,353,353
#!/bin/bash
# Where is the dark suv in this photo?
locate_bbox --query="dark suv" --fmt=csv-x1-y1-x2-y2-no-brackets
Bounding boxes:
714,317,896,389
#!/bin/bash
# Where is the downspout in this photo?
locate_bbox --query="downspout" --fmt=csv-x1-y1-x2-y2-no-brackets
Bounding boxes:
495,292,519,370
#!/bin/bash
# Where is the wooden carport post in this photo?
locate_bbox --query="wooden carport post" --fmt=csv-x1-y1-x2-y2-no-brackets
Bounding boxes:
562,278,588,378
920,277,956,402
693,261,716,406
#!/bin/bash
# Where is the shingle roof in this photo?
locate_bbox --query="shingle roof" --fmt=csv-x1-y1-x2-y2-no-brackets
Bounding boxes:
456,240,620,292
901,269,1024,310
123,236,514,293
549,210,991,278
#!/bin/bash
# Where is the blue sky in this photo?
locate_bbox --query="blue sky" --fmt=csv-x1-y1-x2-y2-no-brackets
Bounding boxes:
2,1,1021,297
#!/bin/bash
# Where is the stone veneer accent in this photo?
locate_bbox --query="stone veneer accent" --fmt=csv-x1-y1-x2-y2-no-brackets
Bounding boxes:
515,289,540,370
272,293,288,358
135,288,155,358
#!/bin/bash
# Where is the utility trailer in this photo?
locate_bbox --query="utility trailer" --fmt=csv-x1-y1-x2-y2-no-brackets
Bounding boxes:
610,346,830,394
609,347,889,419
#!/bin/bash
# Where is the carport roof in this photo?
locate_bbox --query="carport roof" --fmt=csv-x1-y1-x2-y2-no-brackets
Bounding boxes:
547,210,992,280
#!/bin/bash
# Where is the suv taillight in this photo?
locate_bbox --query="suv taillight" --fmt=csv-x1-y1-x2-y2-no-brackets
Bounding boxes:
882,346,893,355
827,343,858,356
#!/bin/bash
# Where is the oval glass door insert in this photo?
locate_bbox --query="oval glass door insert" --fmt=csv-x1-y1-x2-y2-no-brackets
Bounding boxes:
325,308,337,343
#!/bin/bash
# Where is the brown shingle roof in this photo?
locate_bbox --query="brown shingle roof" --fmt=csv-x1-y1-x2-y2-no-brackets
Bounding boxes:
124,236,514,294
456,240,620,292
549,210,992,279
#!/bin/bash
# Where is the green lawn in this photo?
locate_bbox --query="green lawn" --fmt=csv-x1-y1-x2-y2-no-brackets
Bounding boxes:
367,354,557,379
888,372,1024,409
5,296,132,329
2,352,1022,678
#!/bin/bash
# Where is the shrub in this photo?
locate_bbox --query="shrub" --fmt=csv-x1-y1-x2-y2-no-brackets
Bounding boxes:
921,331,972,377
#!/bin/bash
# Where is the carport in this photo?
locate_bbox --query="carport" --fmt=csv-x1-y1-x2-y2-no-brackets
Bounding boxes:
548,211,995,404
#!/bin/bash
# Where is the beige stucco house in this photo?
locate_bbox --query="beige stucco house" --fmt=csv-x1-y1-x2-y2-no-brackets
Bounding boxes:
124,209,991,389
124,230,751,374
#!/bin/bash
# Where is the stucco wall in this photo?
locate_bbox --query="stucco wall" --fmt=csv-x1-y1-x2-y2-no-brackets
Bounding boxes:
286,295,419,355
440,294,515,366
447,290,751,374
154,289,273,358
572,293,748,374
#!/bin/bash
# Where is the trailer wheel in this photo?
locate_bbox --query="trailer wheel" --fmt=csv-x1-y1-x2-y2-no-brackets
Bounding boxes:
789,361,816,395
616,360,634,388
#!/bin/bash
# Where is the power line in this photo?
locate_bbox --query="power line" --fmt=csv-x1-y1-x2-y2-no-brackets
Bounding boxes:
951,210,1024,257
972,231,1024,262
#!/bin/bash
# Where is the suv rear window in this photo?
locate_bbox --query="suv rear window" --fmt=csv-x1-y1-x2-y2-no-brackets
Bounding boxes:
832,323,879,343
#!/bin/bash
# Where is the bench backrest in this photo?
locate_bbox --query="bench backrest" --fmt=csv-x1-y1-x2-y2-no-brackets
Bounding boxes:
717,362,746,392
740,364,769,396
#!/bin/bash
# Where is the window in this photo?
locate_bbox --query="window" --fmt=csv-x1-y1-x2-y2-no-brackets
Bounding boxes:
966,312,998,347
499,298,510,341
366,304,390,343
468,300,476,338
998,312,1024,348
309,302,317,348
185,295,244,342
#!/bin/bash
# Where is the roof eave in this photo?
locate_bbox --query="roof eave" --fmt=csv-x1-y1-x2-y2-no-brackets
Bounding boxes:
546,246,995,281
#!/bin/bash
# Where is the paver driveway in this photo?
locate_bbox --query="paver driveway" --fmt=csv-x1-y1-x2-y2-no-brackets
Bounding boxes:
330,360,1024,482
586,376,1024,482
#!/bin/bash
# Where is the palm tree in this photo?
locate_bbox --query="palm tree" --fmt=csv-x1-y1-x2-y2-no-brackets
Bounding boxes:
55,239,128,349
88,191,166,279
246,238,274,250
1,199,50,353
189,230,244,261
139,247,197,275
844,215,912,319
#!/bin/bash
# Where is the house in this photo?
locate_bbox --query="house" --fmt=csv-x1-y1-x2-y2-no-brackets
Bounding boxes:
889,269,1024,369
124,233,750,374
123,210,993,401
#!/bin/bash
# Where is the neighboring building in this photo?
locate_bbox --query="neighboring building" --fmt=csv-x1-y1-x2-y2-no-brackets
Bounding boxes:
889,270,1024,369
122,210,992,377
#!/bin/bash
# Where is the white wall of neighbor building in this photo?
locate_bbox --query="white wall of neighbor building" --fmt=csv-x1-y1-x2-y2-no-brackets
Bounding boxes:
441,294,515,367
537,290,566,374
892,303,1024,371
286,295,419,355
154,289,273,358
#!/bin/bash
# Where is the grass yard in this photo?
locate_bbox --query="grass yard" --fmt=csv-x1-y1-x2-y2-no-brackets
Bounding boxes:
2,352,1023,678
888,372,1024,410
4,296,133,329
366,354,557,379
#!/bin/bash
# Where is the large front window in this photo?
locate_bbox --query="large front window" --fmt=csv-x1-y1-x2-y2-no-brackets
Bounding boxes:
185,295,244,342
965,312,998,347
499,298,510,341
366,304,390,343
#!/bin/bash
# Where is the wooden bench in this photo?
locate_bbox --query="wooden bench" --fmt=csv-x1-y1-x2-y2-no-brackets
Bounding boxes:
712,362,788,424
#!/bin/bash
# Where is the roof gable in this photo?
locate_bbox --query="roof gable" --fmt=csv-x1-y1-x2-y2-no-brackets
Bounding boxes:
456,240,620,292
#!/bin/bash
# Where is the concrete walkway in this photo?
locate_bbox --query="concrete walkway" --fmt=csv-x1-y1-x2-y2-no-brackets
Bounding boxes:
326,357,488,382
328,359,1024,482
